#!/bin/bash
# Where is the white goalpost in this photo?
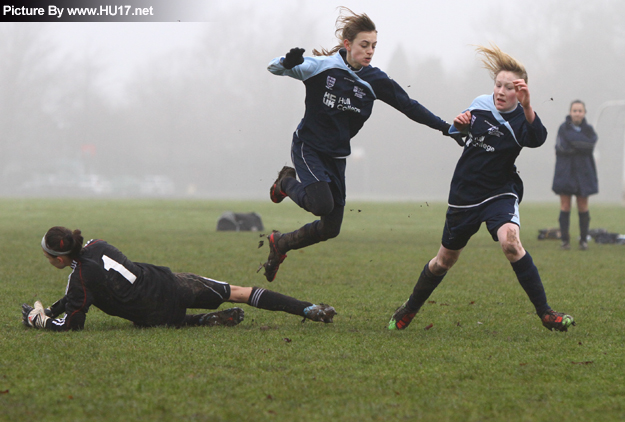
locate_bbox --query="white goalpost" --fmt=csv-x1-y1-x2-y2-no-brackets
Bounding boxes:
593,100,625,204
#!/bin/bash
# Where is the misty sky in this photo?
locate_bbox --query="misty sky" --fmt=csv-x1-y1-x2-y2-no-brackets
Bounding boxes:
49,0,515,101
2,0,624,203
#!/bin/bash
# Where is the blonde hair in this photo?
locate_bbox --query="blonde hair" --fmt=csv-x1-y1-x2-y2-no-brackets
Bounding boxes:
475,43,528,83
313,7,376,56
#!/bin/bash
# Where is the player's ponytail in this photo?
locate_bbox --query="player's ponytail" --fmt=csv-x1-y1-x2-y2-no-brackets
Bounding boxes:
43,226,84,259
313,7,376,56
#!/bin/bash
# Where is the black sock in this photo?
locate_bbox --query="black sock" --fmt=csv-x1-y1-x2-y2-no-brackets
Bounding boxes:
181,314,202,326
248,287,312,317
511,251,549,316
281,177,305,206
579,211,590,242
181,312,220,327
279,222,321,252
559,211,570,242
406,263,446,311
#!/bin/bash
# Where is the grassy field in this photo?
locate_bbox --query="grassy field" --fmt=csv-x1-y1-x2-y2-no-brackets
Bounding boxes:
0,198,624,421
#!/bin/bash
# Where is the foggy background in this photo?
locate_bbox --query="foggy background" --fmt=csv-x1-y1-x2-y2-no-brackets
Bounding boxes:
1,0,624,203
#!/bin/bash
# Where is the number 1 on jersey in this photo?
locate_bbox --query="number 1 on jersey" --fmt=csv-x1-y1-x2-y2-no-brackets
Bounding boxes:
102,255,137,284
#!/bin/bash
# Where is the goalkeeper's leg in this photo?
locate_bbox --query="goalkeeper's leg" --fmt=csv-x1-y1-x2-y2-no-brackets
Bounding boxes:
182,308,245,327
234,286,336,323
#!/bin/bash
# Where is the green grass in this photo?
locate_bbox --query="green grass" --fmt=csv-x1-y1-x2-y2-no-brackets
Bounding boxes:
1,198,624,421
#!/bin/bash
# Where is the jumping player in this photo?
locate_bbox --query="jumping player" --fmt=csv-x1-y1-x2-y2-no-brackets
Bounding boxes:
388,44,575,332
22,226,336,331
259,7,464,282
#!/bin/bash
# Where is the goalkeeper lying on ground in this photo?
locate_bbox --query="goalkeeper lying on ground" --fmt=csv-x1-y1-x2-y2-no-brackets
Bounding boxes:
22,226,336,331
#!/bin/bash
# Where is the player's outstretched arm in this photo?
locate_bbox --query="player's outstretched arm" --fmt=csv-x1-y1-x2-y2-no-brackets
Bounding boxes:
47,296,67,318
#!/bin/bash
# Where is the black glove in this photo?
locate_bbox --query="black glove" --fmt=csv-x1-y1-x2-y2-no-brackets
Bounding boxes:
441,122,466,147
21,303,33,327
282,48,305,70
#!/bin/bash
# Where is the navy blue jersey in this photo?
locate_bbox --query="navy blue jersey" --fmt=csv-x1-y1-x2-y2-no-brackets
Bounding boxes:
45,239,184,331
448,95,547,207
268,49,448,158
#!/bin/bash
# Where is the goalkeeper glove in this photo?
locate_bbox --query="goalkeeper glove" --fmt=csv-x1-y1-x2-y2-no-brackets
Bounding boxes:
21,303,33,327
282,48,305,69
22,301,50,329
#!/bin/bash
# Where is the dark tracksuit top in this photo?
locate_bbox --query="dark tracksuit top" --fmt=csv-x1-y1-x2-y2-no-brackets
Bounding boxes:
551,115,598,197
449,94,548,208
268,49,450,158
43,239,188,331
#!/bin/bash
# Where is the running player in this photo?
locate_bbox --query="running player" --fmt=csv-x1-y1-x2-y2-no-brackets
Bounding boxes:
259,7,464,282
22,226,336,331
388,44,575,332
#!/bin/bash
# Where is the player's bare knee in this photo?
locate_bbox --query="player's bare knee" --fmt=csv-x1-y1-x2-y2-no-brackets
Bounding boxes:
229,286,252,303
498,227,520,254
441,258,457,272
433,257,455,273
501,239,522,257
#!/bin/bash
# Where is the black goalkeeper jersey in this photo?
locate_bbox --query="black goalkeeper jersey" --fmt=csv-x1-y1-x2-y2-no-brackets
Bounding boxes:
45,239,186,331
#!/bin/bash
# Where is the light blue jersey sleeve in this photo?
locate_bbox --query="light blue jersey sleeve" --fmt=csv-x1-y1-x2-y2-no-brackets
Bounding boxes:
449,94,519,144
267,55,324,80
268,52,376,99
268,53,367,81
449,96,484,135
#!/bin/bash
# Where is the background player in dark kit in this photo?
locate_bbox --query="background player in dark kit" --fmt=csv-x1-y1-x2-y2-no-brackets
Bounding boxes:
22,226,336,331
388,44,575,332
259,7,464,282
551,100,598,251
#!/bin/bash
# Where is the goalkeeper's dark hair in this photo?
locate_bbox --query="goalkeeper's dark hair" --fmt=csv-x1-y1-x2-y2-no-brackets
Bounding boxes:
45,226,84,259
313,7,376,56
570,99,586,112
